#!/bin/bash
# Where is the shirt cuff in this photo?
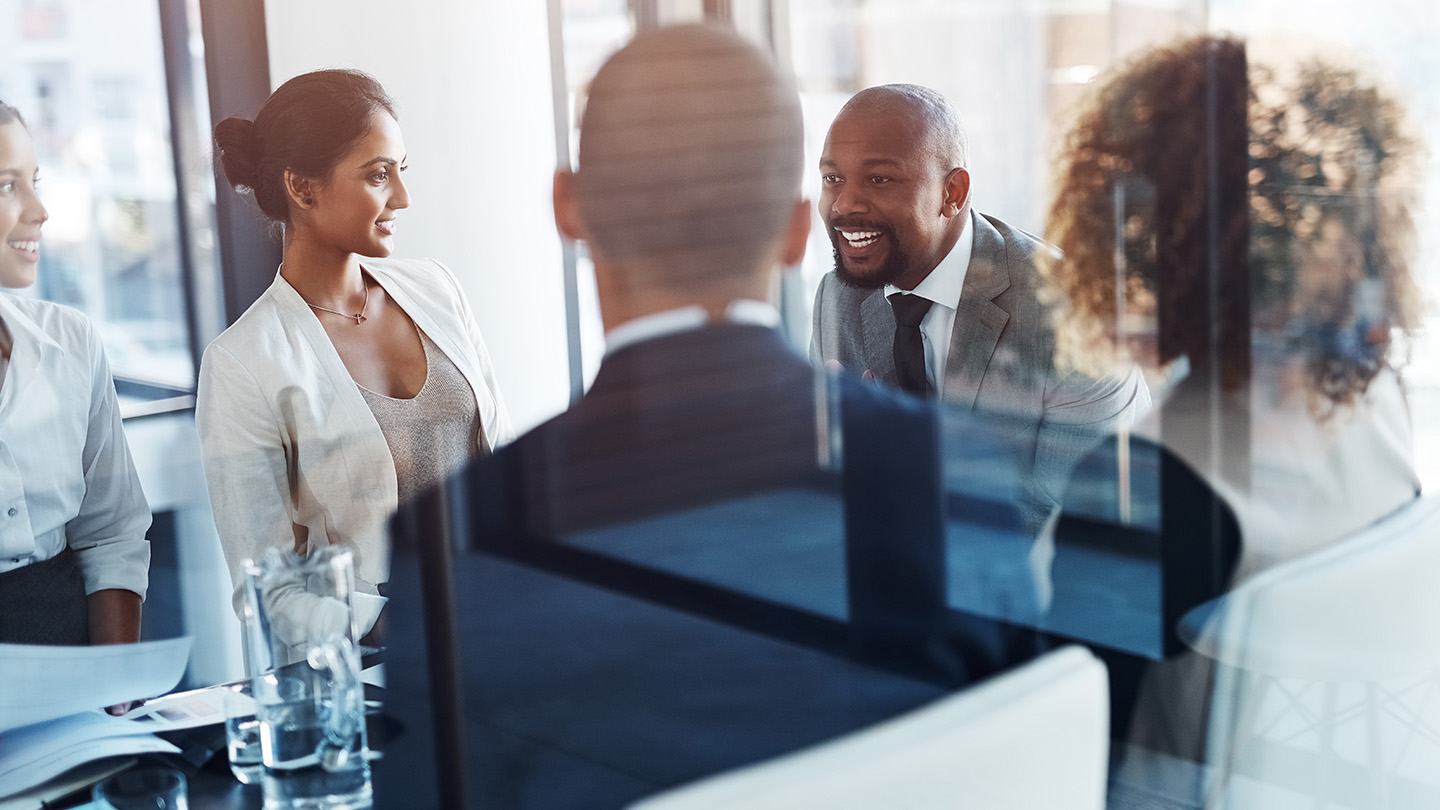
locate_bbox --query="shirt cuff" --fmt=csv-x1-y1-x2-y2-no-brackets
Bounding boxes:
74,537,151,601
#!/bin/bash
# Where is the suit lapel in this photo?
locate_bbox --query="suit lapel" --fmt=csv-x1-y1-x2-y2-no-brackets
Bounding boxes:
942,212,1012,410
858,291,898,385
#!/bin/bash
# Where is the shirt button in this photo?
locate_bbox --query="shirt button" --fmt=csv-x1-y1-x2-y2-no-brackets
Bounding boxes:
6,507,15,517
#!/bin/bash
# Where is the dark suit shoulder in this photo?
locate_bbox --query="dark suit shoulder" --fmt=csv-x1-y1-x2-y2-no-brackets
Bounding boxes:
1055,433,1241,634
473,325,823,536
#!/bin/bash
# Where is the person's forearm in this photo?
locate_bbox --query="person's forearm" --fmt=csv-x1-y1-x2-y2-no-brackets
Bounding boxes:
87,588,141,645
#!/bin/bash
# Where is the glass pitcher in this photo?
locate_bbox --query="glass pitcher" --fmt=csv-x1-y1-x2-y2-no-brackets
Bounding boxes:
241,546,371,809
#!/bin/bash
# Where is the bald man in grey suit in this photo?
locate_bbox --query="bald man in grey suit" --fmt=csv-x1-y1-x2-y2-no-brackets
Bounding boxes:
811,85,1150,532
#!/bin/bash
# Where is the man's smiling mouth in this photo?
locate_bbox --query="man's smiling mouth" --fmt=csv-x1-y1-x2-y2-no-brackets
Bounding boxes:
838,229,881,248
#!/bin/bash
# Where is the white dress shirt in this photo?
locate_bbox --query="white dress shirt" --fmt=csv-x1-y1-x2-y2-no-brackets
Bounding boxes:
883,217,974,394
605,299,781,356
0,292,151,597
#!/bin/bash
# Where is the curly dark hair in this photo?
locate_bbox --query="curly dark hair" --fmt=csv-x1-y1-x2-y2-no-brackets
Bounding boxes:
1042,35,1421,413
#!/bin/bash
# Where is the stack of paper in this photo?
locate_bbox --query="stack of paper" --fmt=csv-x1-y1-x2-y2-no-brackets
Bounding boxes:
0,638,193,800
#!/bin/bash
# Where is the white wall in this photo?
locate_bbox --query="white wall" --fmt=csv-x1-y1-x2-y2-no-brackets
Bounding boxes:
265,0,569,433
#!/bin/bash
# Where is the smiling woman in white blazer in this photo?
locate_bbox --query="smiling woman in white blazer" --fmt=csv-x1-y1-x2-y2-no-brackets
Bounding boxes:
198,70,511,643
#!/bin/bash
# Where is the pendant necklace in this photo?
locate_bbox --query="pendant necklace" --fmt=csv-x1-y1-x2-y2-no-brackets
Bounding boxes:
294,267,371,325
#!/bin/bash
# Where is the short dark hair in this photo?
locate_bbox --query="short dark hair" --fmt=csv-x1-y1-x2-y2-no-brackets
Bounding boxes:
574,24,804,282
213,69,395,224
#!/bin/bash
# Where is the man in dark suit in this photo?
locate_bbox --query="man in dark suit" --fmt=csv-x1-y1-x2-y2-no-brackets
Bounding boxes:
459,28,1033,623
811,85,1150,532
496,23,819,535
462,34,1036,620
381,26,1043,809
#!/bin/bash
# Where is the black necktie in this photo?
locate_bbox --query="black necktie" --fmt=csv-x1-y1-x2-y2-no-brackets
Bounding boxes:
888,293,933,395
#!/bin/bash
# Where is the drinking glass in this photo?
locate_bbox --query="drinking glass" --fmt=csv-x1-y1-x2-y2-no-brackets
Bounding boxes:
224,681,264,785
92,767,188,810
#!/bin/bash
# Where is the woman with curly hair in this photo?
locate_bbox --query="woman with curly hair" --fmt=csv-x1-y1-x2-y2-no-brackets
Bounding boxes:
1043,35,1422,581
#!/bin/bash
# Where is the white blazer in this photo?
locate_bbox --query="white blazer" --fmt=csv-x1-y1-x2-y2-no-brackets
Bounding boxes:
196,257,513,621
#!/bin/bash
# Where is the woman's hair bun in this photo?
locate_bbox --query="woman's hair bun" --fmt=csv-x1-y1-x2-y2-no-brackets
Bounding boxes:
213,70,395,225
213,116,260,192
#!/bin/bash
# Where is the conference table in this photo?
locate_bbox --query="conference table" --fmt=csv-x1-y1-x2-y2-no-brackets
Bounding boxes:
45,422,1232,809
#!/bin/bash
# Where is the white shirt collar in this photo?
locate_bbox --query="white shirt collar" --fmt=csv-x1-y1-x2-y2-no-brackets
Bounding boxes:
884,214,973,309
605,299,780,356
0,291,63,353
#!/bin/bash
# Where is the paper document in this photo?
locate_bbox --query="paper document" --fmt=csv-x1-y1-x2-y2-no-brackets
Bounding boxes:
118,680,238,730
0,638,192,733
0,710,179,798
0,674,236,801
0,758,132,810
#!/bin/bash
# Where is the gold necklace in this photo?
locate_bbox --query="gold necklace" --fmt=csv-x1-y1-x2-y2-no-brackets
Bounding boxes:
294,269,371,325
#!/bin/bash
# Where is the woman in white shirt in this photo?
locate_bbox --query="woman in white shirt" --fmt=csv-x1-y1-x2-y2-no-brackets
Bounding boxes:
0,100,151,657
197,70,511,644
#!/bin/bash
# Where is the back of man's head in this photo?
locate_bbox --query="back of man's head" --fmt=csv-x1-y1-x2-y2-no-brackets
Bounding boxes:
571,24,804,290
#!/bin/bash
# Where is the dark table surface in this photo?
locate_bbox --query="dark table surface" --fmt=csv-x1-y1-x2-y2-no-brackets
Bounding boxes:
45,690,393,810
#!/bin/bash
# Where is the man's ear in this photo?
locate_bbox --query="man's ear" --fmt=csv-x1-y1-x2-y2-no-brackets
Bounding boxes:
553,169,588,242
941,167,971,218
284,170,316,210
779,198,812,267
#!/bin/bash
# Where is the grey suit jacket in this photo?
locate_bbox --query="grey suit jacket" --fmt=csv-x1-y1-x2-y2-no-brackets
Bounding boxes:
812,210,1150,532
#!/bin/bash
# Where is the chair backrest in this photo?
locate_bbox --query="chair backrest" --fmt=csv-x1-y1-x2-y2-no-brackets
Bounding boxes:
1182,492,1440,681
626,646,1110,810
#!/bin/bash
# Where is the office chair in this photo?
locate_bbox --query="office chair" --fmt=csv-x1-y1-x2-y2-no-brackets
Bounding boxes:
1181,493,1440,809
627,646,1110,810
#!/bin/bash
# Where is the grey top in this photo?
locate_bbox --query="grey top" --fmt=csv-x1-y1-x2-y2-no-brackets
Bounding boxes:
359,329,486,506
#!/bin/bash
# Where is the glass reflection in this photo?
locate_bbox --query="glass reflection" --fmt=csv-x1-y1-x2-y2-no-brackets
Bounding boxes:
1043,32,1432,806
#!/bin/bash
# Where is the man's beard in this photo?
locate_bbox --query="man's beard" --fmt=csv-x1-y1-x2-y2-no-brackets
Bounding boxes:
828,221,910,290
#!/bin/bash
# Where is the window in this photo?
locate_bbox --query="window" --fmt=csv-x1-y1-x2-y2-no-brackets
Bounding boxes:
0,0,217,389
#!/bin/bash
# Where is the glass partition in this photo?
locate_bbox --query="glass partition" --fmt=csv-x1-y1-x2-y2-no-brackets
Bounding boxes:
30,0,1427,805
525,3,1440,807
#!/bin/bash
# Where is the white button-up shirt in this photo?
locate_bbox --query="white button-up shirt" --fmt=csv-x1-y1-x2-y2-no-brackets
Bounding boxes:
604,299,781,356
883,217,974,394
0,292,150,598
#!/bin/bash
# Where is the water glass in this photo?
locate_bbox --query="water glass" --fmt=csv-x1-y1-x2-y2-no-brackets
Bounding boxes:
242,547,372,810
93,767,188,810
224,681,264,785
